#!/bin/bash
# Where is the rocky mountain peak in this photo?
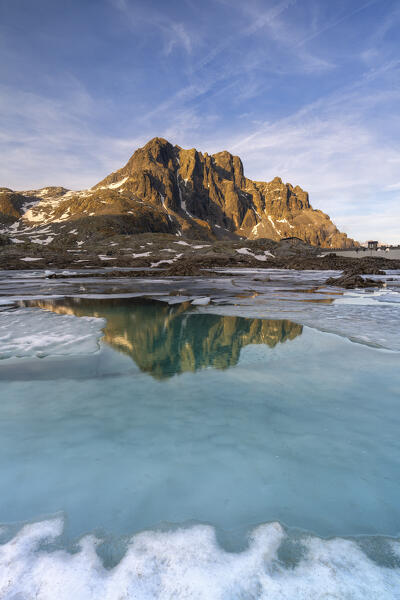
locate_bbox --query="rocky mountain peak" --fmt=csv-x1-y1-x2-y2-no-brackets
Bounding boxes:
211,151,245,187
1,138,358,248
138,137,176,167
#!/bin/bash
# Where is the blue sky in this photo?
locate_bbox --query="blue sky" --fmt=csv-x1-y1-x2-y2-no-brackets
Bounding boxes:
0,0,399,242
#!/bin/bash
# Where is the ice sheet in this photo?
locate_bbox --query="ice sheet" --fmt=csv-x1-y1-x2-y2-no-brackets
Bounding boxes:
0,308,105,358
1,517,399,600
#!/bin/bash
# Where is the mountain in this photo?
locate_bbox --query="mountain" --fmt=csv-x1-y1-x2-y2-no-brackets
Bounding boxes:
0,137,357,247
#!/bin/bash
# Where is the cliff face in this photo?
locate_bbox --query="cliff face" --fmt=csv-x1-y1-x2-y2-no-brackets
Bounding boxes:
2,137,357,247
0,188,32,224
93,137,355,247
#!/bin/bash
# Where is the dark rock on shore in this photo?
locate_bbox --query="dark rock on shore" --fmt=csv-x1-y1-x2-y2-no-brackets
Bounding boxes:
343,264,385,276
269,254,400,272
164,260,208,277
0,229,399,274
0,234,10,246
325,272,384,289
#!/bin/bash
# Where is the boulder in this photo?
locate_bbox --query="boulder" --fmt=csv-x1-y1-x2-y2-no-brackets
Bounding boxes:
325,272,383,289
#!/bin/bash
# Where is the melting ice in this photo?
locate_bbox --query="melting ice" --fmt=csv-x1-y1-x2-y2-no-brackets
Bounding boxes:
0,297,400,598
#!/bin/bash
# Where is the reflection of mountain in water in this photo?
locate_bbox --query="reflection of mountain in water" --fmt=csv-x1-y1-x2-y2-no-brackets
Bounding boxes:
27,299,303,379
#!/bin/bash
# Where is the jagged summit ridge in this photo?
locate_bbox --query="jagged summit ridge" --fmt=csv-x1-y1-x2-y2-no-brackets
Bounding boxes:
0,137,356,247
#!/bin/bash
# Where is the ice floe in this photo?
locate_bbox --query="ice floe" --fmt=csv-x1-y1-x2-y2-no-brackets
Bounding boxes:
191,297,211,305
0,308,105,359
0,517,399,600
335,289,400,306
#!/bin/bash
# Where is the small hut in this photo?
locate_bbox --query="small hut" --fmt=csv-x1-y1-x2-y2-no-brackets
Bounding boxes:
367,240,378,250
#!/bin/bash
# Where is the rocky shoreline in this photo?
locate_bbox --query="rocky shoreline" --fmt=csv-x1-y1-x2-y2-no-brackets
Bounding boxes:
1,234,399,289
1,235,398,268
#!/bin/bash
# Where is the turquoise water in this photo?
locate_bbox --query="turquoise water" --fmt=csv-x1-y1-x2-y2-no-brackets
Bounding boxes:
0,300,400,598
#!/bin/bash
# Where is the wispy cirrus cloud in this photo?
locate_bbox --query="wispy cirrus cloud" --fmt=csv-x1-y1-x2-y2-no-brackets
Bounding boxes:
1,0,399,243
0,82,145,190
109,0,195,56
338,207,400,245
293,0,380,48
385,182,400,191
219,70,400,242
164,22,193,56
126,0,327,127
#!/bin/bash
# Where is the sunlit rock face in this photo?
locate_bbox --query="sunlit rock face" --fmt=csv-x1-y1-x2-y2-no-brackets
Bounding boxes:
0,188,31,224
4,138,357,247
27,299,303,379
95,138,355,247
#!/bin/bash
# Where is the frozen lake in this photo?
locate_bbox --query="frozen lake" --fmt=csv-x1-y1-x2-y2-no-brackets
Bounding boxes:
0,295,400,598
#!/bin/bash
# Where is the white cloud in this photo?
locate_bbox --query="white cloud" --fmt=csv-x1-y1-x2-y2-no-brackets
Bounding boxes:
218,74,400,243
2,71,399,244
1,0,399,245
164,23,193,56
385,182,400,191
109,0,195,57
338,208,400,245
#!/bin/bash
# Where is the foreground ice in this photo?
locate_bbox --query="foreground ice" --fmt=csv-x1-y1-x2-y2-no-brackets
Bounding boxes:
1,517,399,600
0,308,104,358
201,287,400,350
1,267,399,350
1,321,399,542
0,282,400,598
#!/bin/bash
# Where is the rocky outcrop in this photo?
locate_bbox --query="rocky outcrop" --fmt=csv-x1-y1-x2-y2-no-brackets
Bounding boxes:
0,189,30,223
325,261,386,288
1,138,357,247
325,272,384,289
